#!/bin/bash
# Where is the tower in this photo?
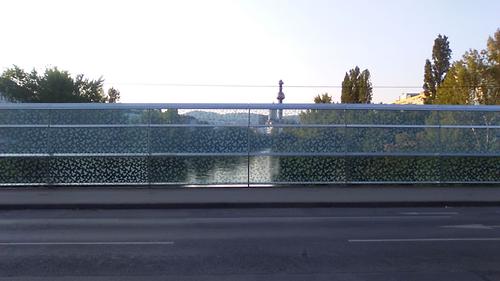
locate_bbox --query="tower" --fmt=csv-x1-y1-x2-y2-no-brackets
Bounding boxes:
277,80,285,120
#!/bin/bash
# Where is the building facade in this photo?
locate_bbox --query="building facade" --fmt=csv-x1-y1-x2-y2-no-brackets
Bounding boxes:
394,92,425,105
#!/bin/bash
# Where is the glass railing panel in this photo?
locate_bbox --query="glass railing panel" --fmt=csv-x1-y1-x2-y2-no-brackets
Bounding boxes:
250,109,344,125
347,157,440,182
249,109,345,154
0,157,49,184
0,127,49,154
50,109,147,125
346,127,439,154
439,110,499,126
440,128,499,155
0,109,49,125
49,156,149,184
0,104,499,186
149,156,248,184
150,108,249,155
440,157,500,182
49,109,149,155
50,127,148,154
249,127,345,154
346,109,438,125
249,156,345,184
151,108,250,125
150,126,248,154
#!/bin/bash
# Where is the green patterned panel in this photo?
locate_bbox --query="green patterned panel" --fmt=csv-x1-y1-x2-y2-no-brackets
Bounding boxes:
348,157,440,182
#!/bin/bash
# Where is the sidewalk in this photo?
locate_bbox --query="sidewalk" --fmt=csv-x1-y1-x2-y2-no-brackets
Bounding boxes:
1,185,500,209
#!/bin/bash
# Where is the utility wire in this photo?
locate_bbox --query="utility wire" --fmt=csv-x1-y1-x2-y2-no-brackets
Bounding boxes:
105,82,500,89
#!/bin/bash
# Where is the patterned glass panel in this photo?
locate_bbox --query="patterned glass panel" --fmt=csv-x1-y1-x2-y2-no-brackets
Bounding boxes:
249,156,345,184
440,128,499,155
0,106,499,185
250,127,345,154
249,109,345,156
347,157,440,182
50,109,147,125
440,157,500,182
50,157,148,184
440,111,499,126
0,127,49,154
346,110,438,125
0,157,49,184
149,156,248,184
50,127,148,154
0,109,49,125
250,109,344,125
150,127,248,154
346,127,439,154
152,109,249,125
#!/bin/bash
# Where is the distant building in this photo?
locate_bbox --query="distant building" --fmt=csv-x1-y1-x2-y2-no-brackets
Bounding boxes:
394,92,425,105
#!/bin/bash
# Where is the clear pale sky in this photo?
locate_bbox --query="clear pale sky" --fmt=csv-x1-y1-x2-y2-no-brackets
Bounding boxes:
0,0,499,104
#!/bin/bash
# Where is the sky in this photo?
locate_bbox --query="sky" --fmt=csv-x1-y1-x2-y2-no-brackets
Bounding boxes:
0,0,499,104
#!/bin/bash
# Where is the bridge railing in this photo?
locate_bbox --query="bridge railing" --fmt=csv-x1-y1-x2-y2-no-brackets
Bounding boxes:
0,103,499,186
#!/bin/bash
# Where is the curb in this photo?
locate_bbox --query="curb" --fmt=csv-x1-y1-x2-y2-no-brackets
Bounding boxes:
1,186,500,210
2,201,500,210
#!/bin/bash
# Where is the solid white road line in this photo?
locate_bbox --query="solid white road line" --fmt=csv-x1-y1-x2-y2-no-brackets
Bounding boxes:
349,237,500,243
400,212,459,215
0,241,175,246
441,224,500,230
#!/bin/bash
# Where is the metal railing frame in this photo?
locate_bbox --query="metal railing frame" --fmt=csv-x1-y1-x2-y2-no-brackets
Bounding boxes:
0,103,499,186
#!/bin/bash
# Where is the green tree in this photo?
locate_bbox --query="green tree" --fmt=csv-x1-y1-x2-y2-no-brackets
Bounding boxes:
107,87,121,103
341,66,372,103
432,35,452,83
0,66,39,102
484,29,500,104
435,29,500,105
423,59,436,104
0,66,114,103
313,93,332,103
423,34,452,104
487,29,500,64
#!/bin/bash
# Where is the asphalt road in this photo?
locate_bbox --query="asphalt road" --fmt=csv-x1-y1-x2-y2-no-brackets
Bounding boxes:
1,207,500,281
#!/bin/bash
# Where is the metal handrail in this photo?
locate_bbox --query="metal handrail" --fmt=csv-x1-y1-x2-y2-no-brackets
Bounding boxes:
2,124,499,129
1,103,500,111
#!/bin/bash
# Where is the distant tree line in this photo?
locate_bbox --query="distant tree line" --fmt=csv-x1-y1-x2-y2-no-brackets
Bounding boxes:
0,66,120,103
313,66,373,104
311,29,499,105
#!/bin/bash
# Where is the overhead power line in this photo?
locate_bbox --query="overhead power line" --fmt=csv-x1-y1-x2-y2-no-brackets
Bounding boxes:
104,82,500,89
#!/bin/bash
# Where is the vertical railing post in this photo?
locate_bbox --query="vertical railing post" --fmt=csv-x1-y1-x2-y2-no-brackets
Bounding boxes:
46,108,53,186
343,105,348,185
247,107,251,187
147,108,152,186
437,110,442,185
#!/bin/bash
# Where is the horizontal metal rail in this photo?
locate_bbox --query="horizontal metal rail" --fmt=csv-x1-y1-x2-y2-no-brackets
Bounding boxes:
1,103,500,111
1,152,499,158
1,124,499,129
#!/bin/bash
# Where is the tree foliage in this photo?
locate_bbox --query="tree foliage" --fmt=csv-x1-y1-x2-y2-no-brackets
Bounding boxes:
107,87,121,103
423,34,452,104
313,93,332,103
0,66,118,103
432,35,452,84
435,29,500,105
423,59,436,103
341,66,372,104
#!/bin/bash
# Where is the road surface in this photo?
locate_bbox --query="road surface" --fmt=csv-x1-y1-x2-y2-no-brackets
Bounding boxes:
1,207,500,280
